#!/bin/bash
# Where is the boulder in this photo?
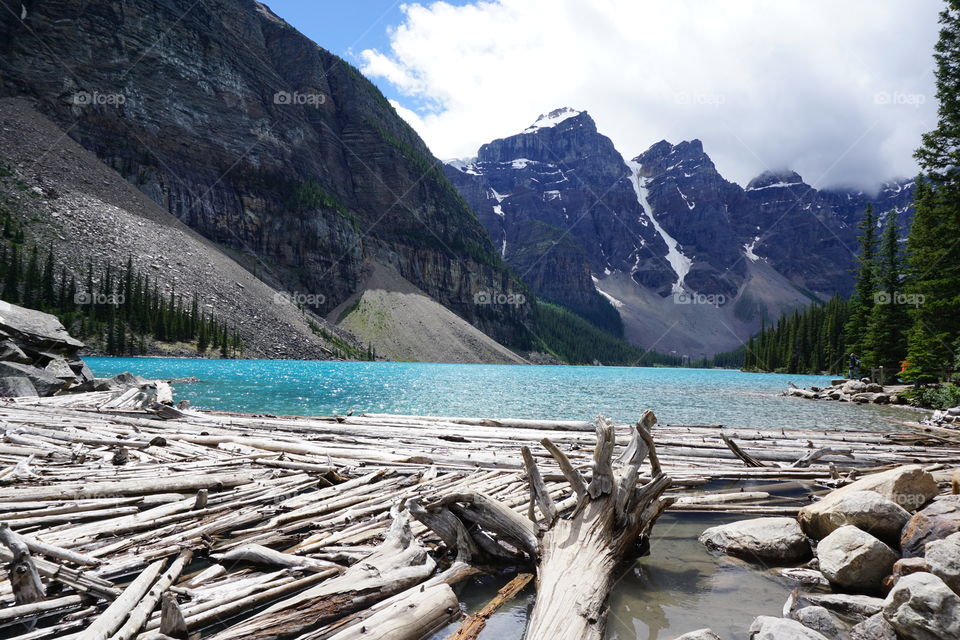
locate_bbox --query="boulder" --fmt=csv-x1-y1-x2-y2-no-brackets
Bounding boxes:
796,490,909,543
671,631,722,640
0,361,67,395
748,616,829,639
849,613,897,640
44,357,76,379
925,531,960,595
843,380,867,394
852,393,877,404
882,572,960,640
799,466,939,540
901,495,960,558
792,605,850,638
817,526,898,592
699,517,811,564
0,300,83,351
0,376,38,397
865,383,884,393
831,379,848,387
871,394,890,405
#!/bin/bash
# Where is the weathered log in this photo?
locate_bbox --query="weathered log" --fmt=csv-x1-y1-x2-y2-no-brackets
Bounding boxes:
158,593,187,639
78,560,165,640
0,523,45,610
721,433,769,467
449,572,533,640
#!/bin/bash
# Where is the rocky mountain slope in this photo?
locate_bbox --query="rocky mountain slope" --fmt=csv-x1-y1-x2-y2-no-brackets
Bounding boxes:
448,109,915,358
0,0,530,352
329,263,527,364
0,97,349,359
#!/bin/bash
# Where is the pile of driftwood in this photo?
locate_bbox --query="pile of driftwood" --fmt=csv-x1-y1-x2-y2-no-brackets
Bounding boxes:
1,384,959,640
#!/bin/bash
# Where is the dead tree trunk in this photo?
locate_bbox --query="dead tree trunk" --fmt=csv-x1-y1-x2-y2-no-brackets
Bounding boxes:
411,412,672,640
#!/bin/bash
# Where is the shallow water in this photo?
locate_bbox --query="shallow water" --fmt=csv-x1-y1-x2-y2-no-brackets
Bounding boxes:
85,358,916,430
427,508,798,640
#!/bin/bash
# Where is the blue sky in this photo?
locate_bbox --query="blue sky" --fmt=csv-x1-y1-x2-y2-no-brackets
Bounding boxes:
261,1,472,103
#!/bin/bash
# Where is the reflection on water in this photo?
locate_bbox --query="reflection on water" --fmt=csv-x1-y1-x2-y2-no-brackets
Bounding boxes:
428,509,797,639
607,512,793,639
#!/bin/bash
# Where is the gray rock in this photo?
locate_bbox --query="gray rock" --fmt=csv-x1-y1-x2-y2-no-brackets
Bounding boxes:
849,613,897,640
865,383,884,393
792,605,851,638
0,376,38,397
871,394,890,405
70,360,94,382
926,531,960,595
44,357,76,380
947,406,960,417
803,593,886,619
699,517,811,564
0,340,30,363
799,466,939,540
671,630,722,640
843,380,867,394
0,361,66,396
817,526,898,592
852,393,877,404
796,490,910,544
0,300,83,350
748,616,830,639
882,572,960,640
901,495,960,557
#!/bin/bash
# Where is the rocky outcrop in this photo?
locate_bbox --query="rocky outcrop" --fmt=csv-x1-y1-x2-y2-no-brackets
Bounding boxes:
791,605,851,638
901,495,960,558
816,526,899,592
787,379,906,406
699,517,811,564
882,572,960,640
795,490,910,543
0,301,90,396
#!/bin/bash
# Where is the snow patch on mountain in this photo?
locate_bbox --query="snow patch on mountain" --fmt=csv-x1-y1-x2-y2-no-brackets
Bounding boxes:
523,107,582,134
746,180,803,191
626,160,692,293
743,237,761,262
592,276,624,308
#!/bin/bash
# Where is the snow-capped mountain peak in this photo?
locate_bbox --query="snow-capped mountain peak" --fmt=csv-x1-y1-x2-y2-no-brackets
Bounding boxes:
523,107,583,133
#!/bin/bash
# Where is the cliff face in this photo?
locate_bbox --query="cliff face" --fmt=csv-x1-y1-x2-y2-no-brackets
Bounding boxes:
0,0,528,346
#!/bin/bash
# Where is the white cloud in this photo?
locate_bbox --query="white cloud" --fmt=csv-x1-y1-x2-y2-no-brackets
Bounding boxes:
361,0,941,190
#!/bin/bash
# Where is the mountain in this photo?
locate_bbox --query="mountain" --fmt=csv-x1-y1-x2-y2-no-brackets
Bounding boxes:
0,0,531,357
447,109,916,358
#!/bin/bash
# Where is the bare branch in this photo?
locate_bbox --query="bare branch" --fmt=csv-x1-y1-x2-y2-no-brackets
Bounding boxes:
587,416,616,499
522,446,558,525
540,438,588,501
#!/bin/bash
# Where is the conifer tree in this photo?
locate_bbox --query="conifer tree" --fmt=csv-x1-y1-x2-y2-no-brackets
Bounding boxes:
864,218,910,376
904,0,960,382
844,203,878,355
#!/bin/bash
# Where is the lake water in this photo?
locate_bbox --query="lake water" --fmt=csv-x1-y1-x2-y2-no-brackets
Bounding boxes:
86,357,915,430
85,358,915,638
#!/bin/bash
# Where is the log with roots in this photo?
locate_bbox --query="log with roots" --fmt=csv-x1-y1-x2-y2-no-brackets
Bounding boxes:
410,412,673,640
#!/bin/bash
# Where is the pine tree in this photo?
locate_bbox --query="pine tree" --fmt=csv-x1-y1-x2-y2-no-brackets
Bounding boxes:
904,1,960,382
844,203,878,357
863,217,910,376
22,246,39,309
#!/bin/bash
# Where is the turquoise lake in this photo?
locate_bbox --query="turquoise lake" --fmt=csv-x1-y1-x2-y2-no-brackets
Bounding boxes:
86,358,915,430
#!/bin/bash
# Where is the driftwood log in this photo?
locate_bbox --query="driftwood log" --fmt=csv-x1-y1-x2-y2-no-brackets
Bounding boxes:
412,412,673,640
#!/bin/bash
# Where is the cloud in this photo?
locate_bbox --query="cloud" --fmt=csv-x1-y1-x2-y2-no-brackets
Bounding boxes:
360,0,941,190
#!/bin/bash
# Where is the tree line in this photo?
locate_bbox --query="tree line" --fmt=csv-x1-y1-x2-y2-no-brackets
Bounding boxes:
0,225,242,357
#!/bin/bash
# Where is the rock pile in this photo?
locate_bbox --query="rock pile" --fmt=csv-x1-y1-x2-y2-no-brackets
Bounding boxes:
786,379,908,406
687,465,960,640
0,300,91,397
